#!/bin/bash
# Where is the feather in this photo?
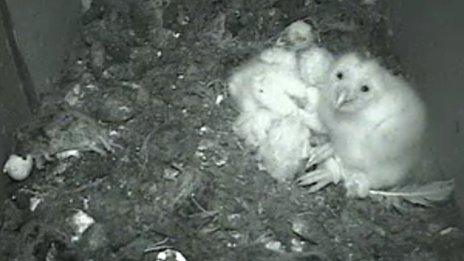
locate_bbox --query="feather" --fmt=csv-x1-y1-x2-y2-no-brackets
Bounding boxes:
369,179,455,208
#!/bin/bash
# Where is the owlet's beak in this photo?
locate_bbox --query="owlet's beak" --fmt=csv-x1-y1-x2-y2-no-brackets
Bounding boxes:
334,89,354,109
335,90,347,108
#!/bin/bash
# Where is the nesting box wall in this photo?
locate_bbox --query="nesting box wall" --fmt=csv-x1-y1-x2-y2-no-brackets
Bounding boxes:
5,0,81,94
0,0,80,199
389,1,464,222
0,2,32,200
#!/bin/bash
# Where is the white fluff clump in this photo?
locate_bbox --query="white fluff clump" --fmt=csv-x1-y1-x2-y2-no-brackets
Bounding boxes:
69,210,95,242
297,47,336,133
298,47,335,88
233,109,277,148
257,116,311,181
276,20,315,50
3,154,33,181
229,47,313,181
229,47,306,117
229,21,329,181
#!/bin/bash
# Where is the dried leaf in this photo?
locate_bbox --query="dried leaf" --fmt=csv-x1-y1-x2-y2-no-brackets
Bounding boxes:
369,179,454,209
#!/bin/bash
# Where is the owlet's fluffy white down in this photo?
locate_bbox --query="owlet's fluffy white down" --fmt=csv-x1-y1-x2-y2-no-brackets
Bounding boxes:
302,53,427,197
229,21,334,181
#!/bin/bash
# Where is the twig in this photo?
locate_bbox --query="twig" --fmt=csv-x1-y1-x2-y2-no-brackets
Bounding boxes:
65,177,106,194
144,237,173,253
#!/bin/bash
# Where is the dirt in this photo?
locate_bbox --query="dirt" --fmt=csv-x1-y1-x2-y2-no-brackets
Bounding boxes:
1,0,463,260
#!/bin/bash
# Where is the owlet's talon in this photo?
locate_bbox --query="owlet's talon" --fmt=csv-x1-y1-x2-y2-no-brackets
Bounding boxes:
306,143,334,168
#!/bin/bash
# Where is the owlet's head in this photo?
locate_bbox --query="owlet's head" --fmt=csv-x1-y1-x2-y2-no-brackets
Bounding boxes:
326,53,388,112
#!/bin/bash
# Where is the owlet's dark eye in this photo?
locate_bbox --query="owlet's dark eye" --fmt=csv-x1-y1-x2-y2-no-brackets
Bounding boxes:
360,85,370,92
336,72,343,79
